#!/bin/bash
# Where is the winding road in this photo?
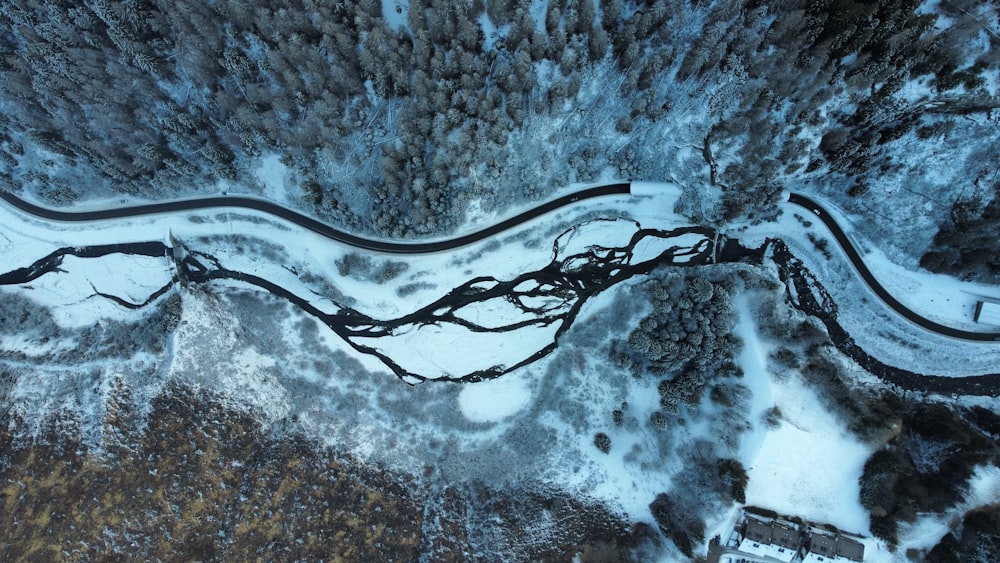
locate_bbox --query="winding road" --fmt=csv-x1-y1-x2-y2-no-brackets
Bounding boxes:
0,184,630,253
2,185,998,344
788,193,1000,342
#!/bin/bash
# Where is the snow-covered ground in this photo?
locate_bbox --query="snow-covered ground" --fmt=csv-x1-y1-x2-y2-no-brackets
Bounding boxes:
0,182,695,381
892,464,1000,554
741,372,872,534
793,192,1000,330
8,253,173,329
457,370,534,423
740,196,1000,378
3,179,999,561
705,297,1000,563
702,298,873,543
380,0,410,32
0,181,700,543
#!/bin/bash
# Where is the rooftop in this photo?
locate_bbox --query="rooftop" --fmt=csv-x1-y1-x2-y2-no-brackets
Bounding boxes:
765,542,798,563
805,529,865,562
745,517,775,544
772,523,800,550
808,532,838,557
717,511,869,563
836,536,865,562
975,300,1000,325
737,537,770,559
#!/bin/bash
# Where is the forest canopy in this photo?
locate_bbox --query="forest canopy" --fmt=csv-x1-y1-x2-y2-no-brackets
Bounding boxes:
0,0,997,276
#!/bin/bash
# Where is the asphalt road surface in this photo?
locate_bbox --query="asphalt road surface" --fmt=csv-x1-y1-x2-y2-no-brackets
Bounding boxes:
3,186,998,343
788,193,1000,342
0,184,631,253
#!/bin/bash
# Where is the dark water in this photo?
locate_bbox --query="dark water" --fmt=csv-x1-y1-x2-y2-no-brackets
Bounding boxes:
2,229,997,394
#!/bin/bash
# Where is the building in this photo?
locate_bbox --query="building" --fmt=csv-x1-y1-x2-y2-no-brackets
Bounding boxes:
772,523,800,551
745,517,774,544
835,537,865,562
806,532,837,558
730,516,802,563
803,529,865,563
974,300,1000,326
710,511,867,563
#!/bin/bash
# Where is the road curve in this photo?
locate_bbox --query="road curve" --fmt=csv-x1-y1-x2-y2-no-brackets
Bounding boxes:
4,185,997,343
788,192,1000,342
0,183,631,254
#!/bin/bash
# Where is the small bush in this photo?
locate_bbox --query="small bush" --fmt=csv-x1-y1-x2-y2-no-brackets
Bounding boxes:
612,410,624,426
649,411,667,430
763,406,783,429
335,253,409,284
769,347,800,370
594,432,611,454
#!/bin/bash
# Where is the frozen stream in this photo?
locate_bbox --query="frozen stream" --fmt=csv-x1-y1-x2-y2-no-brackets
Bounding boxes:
1,185,998,392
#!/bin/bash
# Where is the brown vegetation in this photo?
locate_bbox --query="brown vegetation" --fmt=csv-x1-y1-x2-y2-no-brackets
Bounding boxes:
0,383,637,561
0,384,422,561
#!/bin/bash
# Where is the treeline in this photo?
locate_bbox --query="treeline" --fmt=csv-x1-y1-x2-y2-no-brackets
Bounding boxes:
706,0,998,222
0,0,654,235
859,402,1000,548
1,0,996,248
921,181,1000,282
616,272,741,415
927,503,1000,561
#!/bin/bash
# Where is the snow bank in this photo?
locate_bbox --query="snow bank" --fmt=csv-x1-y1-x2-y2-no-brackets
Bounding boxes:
629,181,683,198
458,371,533,422
731,297,872,535
744,371,872,533
17,254,173,329
355,321,562,380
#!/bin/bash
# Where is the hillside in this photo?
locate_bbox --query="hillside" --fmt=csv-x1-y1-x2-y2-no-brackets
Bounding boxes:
1,0,997,277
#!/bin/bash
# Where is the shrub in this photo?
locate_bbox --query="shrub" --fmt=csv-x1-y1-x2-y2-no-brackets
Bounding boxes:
649,493,704,558
612,409,624,426
649,411,667,430
335,253,409,284
717,459,748,503
594,432,611,454
763,406,783,429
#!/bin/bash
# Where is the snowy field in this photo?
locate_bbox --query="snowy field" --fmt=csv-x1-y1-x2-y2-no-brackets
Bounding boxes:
3,179,1000,561
741,195,1000,379
701,297,874,550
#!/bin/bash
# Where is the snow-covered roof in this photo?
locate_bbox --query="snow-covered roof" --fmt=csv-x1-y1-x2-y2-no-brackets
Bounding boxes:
804,530,865,563
765,542,798,562
735,516,803,562
975,300,1000,325
737,538,770,559
808,532,838,557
